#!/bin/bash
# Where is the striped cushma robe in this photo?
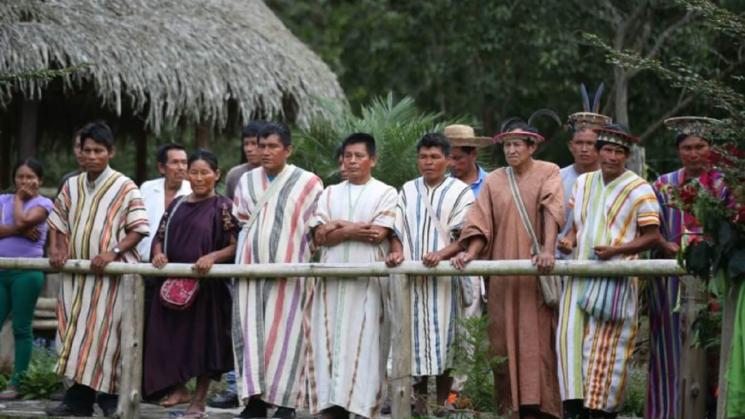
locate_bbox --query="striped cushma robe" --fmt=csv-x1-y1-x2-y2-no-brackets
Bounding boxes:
232,164,323,408
47,167,149,394
305,178,397,418
556,169,659,412
394,177,474,377
649,168,727,419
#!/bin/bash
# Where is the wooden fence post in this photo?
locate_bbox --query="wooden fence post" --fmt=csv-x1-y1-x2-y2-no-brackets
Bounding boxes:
717,279,741,419
680,275,707,419
390,273,411,418
115,275,145,419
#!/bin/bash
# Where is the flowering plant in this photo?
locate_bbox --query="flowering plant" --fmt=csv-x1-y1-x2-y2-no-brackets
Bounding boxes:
673,144,745,281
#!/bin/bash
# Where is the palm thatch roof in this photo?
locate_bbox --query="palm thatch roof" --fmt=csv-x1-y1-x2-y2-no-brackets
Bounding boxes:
0,0,346,133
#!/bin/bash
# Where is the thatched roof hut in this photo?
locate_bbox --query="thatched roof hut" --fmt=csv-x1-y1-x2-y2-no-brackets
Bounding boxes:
0,0,345,185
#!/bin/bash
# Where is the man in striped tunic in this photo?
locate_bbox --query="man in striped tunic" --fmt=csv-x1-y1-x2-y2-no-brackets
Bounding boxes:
556,124,661,418
46,121,149,417
387,133,475,414
232,123,324,418
306,133,397,419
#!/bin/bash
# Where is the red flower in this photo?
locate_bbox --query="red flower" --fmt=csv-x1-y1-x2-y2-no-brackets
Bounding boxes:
679,183,699,206
723,143,745,159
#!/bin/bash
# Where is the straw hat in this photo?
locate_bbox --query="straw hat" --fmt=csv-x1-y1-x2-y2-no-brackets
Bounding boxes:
664,116,722,142
493,128,545,145
443,124,492,148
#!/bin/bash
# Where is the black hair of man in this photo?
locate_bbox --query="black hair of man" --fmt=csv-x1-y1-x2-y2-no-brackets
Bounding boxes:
335,145,344,161
240,120,266,163
259,122,292,148
341,132,376,157
455,145,477,155
416,133,451,156
79,120,115,151
594,123,632,154
242,120,266,139
156,143,187,165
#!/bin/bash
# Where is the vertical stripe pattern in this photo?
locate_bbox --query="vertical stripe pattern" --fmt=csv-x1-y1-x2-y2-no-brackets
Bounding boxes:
556,169,660,412
305,178,397,418
393,177,475,376
232,165,323,408
47,169,149,393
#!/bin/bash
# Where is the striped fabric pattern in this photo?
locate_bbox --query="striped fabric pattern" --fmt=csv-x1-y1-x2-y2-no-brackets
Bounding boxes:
232,165,323,408
394,177,475,376
647,169,726,418
48,169,149,393
305,178,397,418
557,169,660,412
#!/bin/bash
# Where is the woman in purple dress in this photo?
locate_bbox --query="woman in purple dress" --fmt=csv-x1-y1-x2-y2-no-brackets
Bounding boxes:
0,159,53,400
144,149,237,418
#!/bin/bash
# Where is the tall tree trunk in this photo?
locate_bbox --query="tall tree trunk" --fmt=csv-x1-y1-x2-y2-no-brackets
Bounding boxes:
613,67,646,176
195,122,210,149
18,98,39,160
134,128,148,185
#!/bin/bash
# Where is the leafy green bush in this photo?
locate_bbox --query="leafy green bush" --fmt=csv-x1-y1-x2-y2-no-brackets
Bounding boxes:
451,315,507,417
18,345,62,400
619,364,646,417
293,93,463,189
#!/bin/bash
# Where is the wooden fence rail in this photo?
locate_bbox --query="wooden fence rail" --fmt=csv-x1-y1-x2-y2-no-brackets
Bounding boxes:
0,257,713,419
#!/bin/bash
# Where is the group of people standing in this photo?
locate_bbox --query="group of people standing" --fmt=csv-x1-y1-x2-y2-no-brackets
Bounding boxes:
0,87,723,419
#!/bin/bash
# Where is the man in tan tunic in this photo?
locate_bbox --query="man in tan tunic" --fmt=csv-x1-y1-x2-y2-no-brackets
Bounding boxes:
452,122,564,418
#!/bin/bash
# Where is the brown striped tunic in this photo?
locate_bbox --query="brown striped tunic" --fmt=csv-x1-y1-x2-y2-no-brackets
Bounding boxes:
48,167,149,394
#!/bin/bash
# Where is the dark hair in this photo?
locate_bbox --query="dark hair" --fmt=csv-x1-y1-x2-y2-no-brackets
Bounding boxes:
675,132,710,147
453,145,477,154
335,145,344,161
242,120,266,139
416,133,451,155
341,132,376,157
259,122,292,147
79,120,115,151
188,149,219,172
13,158,44,179
240,121,266,163
156,143,187,165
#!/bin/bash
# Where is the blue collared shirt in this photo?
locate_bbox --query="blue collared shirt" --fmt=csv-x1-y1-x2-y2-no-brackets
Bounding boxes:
468,166,489,198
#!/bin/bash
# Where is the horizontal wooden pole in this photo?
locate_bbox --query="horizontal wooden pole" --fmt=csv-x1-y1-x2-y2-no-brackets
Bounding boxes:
0,257,686,278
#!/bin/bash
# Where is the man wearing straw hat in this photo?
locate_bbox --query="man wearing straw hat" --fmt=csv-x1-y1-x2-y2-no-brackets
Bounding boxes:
649,116,727,419
453,120,564,418
557,124,661,418
443,124,490,407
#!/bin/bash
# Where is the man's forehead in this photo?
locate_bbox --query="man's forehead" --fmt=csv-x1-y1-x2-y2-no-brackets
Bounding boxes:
572,130,598,142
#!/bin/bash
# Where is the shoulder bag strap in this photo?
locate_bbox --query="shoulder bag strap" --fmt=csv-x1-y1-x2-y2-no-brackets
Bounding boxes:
506,167,541,255
242,166,296,233
163,194,188,255
417,180,451,244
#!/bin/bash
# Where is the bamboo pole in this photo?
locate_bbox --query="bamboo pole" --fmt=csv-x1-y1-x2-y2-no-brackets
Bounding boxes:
0,258,686,278
717,280,741,419
390,274,412,418
115,275,144,419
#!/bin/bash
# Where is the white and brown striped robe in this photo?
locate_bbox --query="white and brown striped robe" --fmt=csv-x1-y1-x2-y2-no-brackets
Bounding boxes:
232,164,323,409
48,167,149,393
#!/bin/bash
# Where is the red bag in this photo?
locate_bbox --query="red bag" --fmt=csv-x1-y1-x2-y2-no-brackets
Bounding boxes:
160,278,200,310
